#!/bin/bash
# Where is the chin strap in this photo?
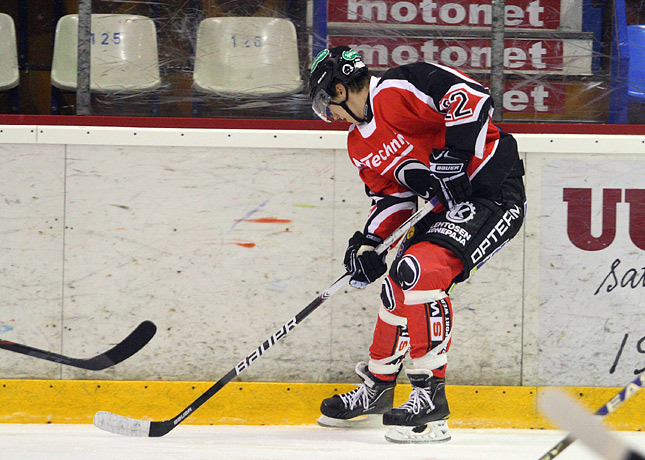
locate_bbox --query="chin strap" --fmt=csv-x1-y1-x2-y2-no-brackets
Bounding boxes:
340,101,365,123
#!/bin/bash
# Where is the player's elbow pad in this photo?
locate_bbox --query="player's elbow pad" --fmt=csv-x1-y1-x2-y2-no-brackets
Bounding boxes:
394,159,436,201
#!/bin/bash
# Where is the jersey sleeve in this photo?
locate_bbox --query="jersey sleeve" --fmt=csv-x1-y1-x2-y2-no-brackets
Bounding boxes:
358,166,417,240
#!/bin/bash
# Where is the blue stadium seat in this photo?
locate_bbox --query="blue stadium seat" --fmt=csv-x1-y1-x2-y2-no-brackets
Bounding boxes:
628,25,645,100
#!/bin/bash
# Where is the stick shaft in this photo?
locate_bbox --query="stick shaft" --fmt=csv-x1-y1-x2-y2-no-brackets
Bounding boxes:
165,198,437,432
96,198,438,437
536,372,645,460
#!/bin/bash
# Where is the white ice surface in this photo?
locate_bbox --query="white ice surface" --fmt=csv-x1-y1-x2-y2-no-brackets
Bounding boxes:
1,424,644,460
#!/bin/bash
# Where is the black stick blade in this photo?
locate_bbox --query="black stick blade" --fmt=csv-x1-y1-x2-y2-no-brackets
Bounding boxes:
0,320,157,370
82,320,157,370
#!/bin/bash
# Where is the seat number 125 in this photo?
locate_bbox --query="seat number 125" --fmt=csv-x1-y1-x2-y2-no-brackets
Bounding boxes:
90,32,122,45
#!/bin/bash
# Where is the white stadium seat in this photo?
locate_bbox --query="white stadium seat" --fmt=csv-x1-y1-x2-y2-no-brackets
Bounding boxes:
193,17,302,97
0,13,19,91
51,14,160,92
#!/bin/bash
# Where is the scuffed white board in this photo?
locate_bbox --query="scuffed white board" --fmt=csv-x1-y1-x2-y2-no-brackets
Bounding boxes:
59,145,340,380
538,154,645,386
0,144,66,378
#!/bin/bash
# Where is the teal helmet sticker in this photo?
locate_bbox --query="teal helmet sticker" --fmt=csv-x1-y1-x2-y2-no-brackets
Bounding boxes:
311,49,330,73
342,49,361,61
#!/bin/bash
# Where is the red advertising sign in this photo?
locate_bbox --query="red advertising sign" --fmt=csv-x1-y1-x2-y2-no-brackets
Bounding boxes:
328,36,566,72
497,79,605,119
327,0,562,30
499,80,566,115
563,188,645,251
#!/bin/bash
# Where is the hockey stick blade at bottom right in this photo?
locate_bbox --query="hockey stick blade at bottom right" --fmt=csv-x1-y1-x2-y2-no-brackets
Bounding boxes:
539,386,645,460
537,372,644,460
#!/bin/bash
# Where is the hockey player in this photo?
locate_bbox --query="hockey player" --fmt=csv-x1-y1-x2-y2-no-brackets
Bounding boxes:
308,46,526,443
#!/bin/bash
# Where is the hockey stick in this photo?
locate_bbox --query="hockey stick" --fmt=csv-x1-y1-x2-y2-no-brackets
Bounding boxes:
0,320,157,370
536,371,644,460
94,197,439,437
539,375,645,460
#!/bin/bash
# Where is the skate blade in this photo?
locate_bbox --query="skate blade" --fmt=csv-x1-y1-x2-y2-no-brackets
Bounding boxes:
317,414,383,429
384,420,451,443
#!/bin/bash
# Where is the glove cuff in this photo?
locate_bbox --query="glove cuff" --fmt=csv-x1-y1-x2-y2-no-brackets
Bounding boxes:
362,232,383,247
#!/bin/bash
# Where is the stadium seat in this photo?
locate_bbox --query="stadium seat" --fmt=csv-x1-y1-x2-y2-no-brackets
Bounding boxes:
0,13,19,92
193,17,302,97
628,24,645,100
51,14,161,92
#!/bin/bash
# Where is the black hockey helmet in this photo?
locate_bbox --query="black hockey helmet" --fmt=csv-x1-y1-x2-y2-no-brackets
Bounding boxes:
308,46,368,122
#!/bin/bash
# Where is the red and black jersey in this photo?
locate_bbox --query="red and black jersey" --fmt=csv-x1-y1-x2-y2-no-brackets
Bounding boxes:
347,62,520,240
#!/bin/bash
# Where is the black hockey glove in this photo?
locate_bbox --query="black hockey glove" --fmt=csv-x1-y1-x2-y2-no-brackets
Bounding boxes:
429,148,472,210
343,231,387,289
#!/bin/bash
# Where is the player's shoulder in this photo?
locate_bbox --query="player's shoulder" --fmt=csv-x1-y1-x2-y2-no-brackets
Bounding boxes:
373,62,458,101
371,64,428,102
378,62,440,84
377,62,485,97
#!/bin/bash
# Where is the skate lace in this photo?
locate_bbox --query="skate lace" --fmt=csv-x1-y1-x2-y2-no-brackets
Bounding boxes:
339,384,375,410
399,387,434,415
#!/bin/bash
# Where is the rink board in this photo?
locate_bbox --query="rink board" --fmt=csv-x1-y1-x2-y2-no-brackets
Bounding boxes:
0,126,643,390
0,379,643,430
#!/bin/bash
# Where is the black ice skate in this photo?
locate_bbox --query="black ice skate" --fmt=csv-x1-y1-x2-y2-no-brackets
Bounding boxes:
382,369,451,443
317,362,395,428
